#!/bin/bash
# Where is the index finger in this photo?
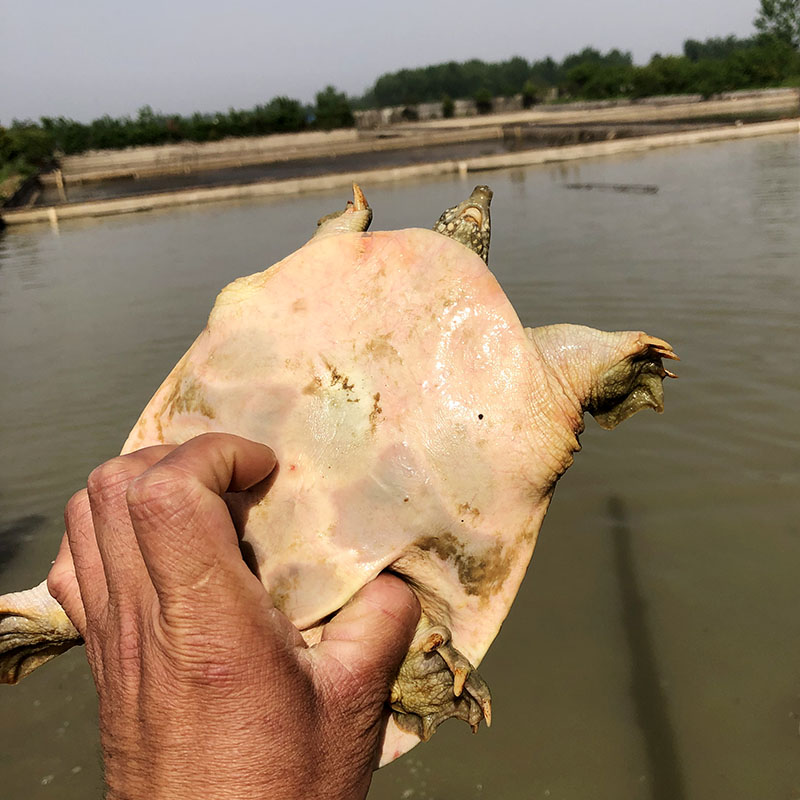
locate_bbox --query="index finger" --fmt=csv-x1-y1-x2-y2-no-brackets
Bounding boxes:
124,433,277,608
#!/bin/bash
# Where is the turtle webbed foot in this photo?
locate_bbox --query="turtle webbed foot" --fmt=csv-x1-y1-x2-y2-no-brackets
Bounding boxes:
390,618,491,741
587,334,679,430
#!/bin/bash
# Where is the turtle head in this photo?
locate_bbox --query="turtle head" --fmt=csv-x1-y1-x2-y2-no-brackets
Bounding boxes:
313,183,373,239
432,185,493,264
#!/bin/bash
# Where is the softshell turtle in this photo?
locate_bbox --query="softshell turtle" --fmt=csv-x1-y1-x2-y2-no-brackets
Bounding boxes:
0,183,677,765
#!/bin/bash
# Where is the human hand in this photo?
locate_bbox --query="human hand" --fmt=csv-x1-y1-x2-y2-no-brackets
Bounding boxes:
47,433,420,800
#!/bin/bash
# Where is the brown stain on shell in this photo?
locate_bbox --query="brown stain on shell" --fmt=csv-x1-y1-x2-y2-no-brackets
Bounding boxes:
163,374,217,420
457,502,481,520
303,376,323,395
269,570,300,615
416,531,510,599
154,415,165,443
156,362,217,430
369,392,382,432
329,366,355,392
362,333,402,365
302,366,360,402
321,357,355,394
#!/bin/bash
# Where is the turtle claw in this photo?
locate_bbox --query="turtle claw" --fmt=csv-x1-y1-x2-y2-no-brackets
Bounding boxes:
640,335,680,378
641,336,680,380
351,181,368,212
390,616,492,741
313,182,373,238
437,639,474,699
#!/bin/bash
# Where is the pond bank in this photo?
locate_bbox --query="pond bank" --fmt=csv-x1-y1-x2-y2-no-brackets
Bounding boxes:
38,88,800,185
2,117,798,227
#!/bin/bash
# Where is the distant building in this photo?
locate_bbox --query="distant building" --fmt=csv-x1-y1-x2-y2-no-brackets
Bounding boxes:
355,93,555,129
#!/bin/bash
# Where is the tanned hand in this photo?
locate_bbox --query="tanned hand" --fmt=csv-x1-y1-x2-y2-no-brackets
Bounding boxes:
47,433,420,800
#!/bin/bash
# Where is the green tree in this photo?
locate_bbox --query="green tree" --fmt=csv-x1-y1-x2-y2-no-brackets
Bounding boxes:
474,88,493,114
755,0,800,48
498,56,530,95
0,122,57,203
565,63,634,99
314,86,354,130
5,122,55,165
441,94,455,118
0,127,13,164
531,57,559,86
262,97,306,133
683,35,759,61
521,80,539,108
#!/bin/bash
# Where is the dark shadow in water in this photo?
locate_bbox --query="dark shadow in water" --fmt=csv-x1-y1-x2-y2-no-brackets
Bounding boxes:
608,496,686,800
0,514,47,576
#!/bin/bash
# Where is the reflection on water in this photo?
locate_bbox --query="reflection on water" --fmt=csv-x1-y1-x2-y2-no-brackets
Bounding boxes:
609,496,686,800
0,134,799,799
0,515,46,578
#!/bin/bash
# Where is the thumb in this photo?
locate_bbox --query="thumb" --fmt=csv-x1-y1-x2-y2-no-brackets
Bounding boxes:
315,573,420,692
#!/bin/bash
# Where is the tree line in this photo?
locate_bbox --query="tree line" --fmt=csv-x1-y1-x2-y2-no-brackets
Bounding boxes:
0,87,353,200
563,35,798,101
1,86,351,165
363,0,799,105
2,0,799,201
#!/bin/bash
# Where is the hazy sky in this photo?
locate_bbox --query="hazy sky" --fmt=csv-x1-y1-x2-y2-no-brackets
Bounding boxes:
2,0,760,124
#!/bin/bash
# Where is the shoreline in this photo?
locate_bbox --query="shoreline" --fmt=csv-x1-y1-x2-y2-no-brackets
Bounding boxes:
2,117,799,227
41,88,800,185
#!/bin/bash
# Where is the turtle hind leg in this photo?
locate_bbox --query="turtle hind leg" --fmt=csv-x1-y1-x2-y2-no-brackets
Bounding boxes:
389,615,491,741
0,580,82,684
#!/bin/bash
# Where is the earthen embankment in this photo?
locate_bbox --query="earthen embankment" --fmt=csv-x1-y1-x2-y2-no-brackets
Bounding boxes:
40,88,800,186
2,89,798,227
3,117,798,227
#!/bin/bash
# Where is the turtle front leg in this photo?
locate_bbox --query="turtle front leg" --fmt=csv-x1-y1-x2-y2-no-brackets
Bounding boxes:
0,580,81,683
389,614,492,741
526,325,679,430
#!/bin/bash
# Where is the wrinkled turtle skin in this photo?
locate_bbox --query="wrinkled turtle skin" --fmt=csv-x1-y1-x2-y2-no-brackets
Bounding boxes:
0,183,677,766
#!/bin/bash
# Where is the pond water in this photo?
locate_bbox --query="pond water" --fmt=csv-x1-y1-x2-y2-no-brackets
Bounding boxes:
1,133,798,799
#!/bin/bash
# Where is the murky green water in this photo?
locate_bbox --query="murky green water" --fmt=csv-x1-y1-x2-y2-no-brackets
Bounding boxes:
1,134,799,799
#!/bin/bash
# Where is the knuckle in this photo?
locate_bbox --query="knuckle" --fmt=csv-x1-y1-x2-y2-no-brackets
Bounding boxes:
64,489,91,528
87,457,135,499
125,464,199,522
